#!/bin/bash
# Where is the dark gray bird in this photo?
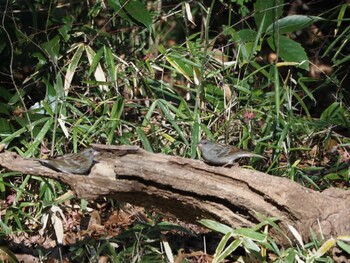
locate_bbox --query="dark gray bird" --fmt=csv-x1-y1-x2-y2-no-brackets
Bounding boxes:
197,139,265,166
34,148,97,174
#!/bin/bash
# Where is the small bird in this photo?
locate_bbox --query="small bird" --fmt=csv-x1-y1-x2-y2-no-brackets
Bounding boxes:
197,139,265,166
33,148,97,174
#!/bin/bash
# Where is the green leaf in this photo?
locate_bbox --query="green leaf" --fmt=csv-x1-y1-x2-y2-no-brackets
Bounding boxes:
234,228,267,242
191,121,200,159
266,15,323,35
41,35,60,63
254,0,284,33
267,35,309,70
213,233,241,263
337,240,350,254
15,174,32,205
109,0,152,33
32,52,47,66
165,53,194,83
64,43,84,94
78,117,105,145
158,100,189,145
87,47,104,78
0,118,13,136
242,237,261,252
88,0,103,18
336,5,348,36
104,46,117,86
122,0,152,31
137,127,153,152
58,16,73,42
0,126,27,145
224,27,261,58
24,118,53,157
199,219,233,235
108,97,124,144
161,98,189,120
108,0,134,23
292,90,312,120
334,55,350,67
41,98,55,116
142,100,158,127
85,45,108,92
8,90,26,105
205,84,225,111
320,102,341,121
238,29,259,42
249,12,265,59
323,24,350,60
297,77,316,102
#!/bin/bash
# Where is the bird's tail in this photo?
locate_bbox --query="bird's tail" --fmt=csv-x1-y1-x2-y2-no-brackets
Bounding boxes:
238,152,265,159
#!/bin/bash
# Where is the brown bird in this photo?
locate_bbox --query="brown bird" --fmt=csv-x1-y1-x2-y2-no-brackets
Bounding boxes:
197,139,265,166
33,148,97,174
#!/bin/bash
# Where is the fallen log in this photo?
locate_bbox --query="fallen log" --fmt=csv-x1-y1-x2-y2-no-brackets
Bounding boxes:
0,144,348,243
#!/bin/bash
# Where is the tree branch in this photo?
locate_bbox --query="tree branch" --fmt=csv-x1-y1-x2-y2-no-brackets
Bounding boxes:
0,144,348,243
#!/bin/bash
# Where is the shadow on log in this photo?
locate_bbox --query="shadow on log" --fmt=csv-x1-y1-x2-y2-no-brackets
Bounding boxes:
0,144,349,243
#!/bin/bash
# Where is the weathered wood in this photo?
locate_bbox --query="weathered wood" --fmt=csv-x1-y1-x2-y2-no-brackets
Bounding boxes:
0,144,349,243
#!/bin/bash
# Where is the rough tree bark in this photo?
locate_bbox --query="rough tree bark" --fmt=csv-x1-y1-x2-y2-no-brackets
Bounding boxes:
0,144,349,243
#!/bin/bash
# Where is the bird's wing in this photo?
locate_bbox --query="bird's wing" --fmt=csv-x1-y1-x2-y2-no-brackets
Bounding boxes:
51,153,81,166
64,156,82,167
215,144,232,158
